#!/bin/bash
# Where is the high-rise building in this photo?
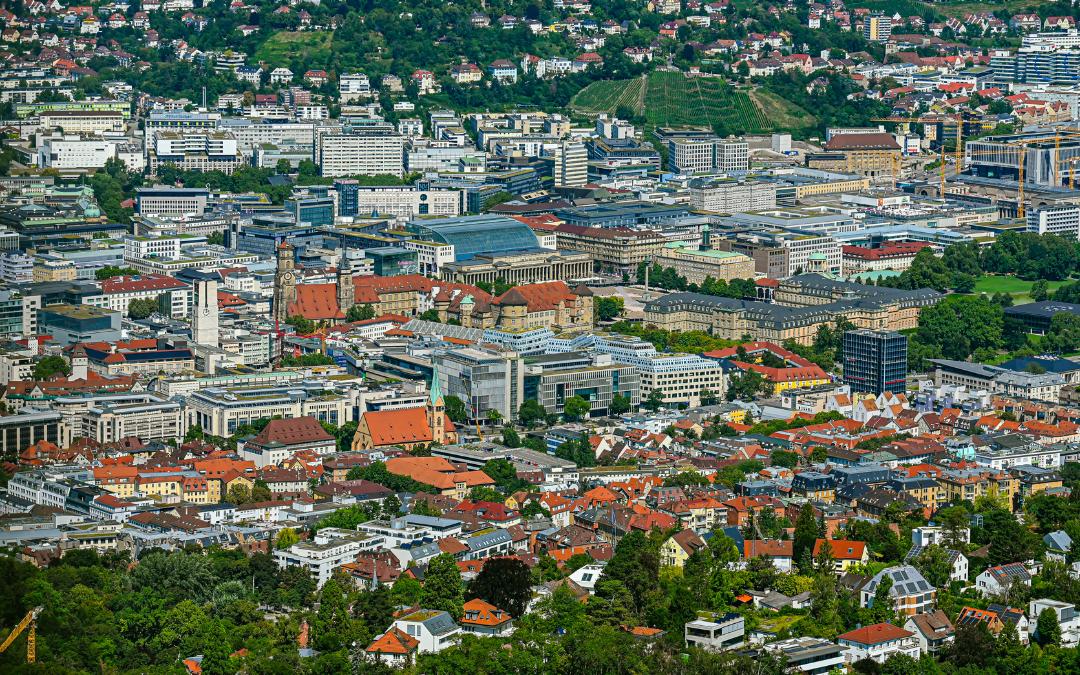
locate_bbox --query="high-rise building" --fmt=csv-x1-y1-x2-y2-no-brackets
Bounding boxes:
192,274,219,348
553,141,588,187
863,14,892,42
316,127,405,178
843,329,908,395
334,179,360,217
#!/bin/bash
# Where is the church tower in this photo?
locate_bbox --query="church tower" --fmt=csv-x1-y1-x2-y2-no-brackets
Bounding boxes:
273,242,297,324
427,367,447,444
336,254,354,319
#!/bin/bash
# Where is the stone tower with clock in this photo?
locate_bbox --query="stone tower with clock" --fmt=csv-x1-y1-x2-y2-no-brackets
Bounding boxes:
273,241,297,324
192,275,219,348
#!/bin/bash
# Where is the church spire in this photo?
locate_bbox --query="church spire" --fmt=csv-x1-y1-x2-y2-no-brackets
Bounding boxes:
429,367,443,406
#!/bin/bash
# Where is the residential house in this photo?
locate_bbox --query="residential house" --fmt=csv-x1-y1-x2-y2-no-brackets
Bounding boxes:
661,528,708,568
743,539,794,573
389,609,461,653
861,565,936,616
976,563,1032,598
813,539,869,572
837,623,920,664
684,612,745,651
904,610,955,655
460,598,514,636
1030,598,1080,647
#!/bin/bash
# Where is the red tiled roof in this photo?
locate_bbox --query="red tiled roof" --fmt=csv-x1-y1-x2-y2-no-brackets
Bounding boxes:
366,627,419,655
824,132,901,151
251,416,334,447
99,274,187,294
814,539,866,560
838,622,913,645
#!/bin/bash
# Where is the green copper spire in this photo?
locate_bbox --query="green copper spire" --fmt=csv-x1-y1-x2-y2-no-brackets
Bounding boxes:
430,368,443,405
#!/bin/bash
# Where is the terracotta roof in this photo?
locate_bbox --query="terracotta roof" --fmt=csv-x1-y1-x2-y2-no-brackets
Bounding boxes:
838,622,914,645
824,132,901,151
461,598,513,626
99,274,187,294
366,627,419,655
744,539,793,558
363,407,437,447
814,539,866,560
250,416,334,447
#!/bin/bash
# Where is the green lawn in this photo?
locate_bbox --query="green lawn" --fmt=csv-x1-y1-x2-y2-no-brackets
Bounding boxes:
972,276,1067,303
570,71,815,135
254,31,334,66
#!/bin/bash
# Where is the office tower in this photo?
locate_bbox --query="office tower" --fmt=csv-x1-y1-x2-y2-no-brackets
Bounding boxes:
843,329,908,394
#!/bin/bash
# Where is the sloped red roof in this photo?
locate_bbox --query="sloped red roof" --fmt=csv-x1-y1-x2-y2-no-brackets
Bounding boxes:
251,416,334,447
838,622,913,645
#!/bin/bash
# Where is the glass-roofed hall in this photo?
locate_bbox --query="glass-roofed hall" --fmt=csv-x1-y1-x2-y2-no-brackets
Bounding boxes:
407,214,540,261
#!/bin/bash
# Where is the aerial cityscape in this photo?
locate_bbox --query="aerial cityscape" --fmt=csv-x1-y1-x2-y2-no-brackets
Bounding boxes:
5,0,1080,672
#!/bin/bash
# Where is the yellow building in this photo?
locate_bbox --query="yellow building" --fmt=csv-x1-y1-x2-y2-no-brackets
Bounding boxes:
661,528,708,568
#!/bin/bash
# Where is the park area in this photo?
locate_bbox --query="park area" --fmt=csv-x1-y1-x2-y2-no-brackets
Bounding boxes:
254,31,334,65
972,276,1069,304
571,71,815,135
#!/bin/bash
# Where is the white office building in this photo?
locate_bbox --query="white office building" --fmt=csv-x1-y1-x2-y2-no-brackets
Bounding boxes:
38,135,117,170
552,141,588,187
274,528,382,587
1027,205,1080,239
316,129,406,177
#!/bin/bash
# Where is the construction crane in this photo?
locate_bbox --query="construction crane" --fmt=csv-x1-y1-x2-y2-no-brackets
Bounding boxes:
0,606,43,663
873,115,964,167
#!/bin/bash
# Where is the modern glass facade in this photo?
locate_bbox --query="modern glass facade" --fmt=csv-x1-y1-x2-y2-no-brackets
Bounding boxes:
842,329,908,395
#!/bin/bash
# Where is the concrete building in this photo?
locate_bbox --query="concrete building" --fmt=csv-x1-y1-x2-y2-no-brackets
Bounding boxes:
38,135,117,171
689,178,777,213
1026,204,1080,239
434,345,525,423
275,528,382,587
653,243,757,285
336,185,461,221
316,128,405,177
684,613,745,652
525,351,641,417
149,132,243,175
191,275,219,348
37,304,121,345
668,136,748,174
552,141,587,187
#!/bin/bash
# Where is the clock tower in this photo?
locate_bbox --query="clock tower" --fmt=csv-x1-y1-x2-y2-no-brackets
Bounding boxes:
192,275,219,348
273,241,297,324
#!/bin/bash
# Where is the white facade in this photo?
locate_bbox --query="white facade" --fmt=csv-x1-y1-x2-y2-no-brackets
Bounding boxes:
390,611,462,654
690,180,778,212
1030,599,1080,647
553,141,588,187
404,239,456,276
38,135,117,170
349,187,461,221
124,235,183,261
316,130,406,177
1027,205,1080,239
274,528,381,587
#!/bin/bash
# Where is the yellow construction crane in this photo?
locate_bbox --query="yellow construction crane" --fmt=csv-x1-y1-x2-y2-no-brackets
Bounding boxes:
873,115,964,167
0,606,43,663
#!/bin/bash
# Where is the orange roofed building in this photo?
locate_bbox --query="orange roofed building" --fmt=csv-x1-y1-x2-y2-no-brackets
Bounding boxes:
352,370,458,452
380,456,493,499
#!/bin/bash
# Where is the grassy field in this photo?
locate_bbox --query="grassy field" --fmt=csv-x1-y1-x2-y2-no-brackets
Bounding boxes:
845,0,1042,18
571,71,815,135
973,275,1068,303
254,31,334,65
